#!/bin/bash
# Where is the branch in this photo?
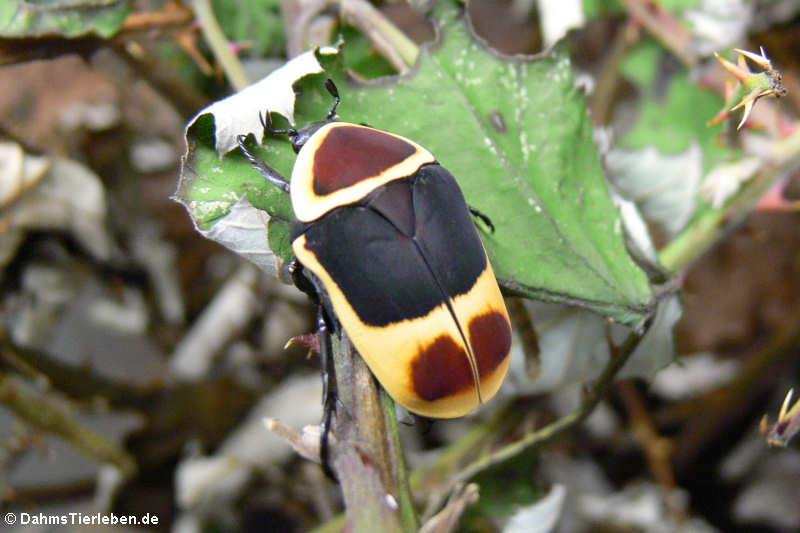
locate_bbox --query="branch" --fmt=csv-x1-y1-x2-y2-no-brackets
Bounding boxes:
419,326,645,516
192,0,250,91
659,127,800,271
283,0,419,72
279,330,418,533
0,371,136,479
326,331,417,532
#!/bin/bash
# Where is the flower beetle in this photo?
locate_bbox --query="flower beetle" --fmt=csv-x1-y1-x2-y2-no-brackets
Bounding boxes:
239,80,511,418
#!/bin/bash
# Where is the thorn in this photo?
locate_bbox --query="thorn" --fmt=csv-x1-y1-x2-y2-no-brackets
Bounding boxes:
714,51,749,83
736,97,755,130
284,333,321,355
734,47,773,70
760,388,800,447
778,388,794,420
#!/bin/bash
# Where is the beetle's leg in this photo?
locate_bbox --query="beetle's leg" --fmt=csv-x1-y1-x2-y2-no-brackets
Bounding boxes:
317,309,338,481
289,259,338,480
289,259,319,302
468,206,495,234
236,135,291,193
324,79,340,120
260,110,297,138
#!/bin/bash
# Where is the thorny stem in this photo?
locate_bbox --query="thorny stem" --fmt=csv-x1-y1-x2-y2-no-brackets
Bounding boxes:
658,127,800,271
505,298,540,379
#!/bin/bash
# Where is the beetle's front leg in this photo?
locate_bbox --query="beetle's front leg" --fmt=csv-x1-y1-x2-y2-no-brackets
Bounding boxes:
468,205,495,234
236,134,291,193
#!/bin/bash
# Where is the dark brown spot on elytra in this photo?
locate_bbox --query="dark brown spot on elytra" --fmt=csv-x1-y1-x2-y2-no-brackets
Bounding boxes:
410,335,474,401
469,311,511,377
312,125,417,196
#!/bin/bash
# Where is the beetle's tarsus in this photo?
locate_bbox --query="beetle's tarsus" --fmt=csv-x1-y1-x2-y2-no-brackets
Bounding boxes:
260,109,297,137
325,79,340,120
469,206,495,233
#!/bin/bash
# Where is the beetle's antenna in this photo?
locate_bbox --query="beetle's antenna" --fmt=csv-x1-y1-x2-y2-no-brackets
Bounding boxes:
324,79,340,120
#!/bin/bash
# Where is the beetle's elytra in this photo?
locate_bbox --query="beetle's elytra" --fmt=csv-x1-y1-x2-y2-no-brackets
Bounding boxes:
239,82,512,418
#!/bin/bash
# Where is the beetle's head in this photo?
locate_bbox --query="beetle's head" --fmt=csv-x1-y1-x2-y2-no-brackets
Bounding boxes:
288,119,335,154
289,79,341,153
264,79,341,154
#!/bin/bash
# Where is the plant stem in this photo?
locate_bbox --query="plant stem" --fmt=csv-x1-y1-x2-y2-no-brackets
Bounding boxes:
659,127,800,271
312,324,644,530
325,332,414,532
286,0,419,72
619,0,693,66
192,0,250,91
405,328,643,518
453,327,643,485
341,0,419,69
382,391,419,531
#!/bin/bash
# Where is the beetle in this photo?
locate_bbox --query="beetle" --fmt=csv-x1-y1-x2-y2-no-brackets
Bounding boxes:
238,79,512,419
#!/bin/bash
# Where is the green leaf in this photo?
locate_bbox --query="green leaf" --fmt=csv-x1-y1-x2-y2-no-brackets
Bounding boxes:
581,0,623,19
177,3,654,324
400,3,653,324
0,0,131,38
176,48,335,273
610,40,740,238
339,24,395,79
213,0,284,57
582,0,700,20
618,40,730,170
